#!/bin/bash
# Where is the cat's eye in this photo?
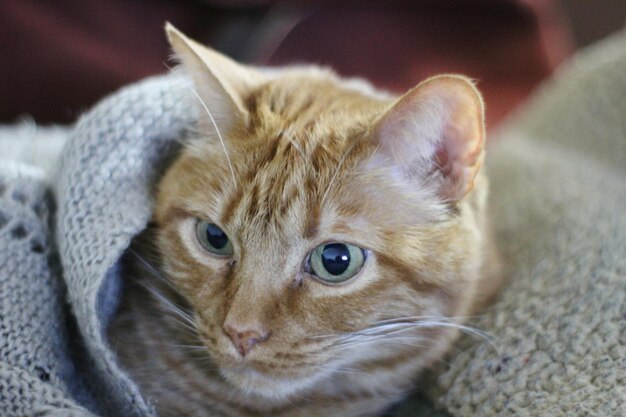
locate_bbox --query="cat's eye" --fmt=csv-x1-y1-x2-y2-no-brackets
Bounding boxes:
195,220,234,256
307,243,366,283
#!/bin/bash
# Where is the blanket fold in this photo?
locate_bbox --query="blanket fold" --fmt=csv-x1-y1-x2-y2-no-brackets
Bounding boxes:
55,73,194,416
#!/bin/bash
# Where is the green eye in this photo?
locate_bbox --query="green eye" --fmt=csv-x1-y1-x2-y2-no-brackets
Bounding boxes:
308,243,366,283
195,220,234,256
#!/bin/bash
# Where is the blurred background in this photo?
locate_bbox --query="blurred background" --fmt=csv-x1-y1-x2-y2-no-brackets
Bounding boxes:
1,0,625,129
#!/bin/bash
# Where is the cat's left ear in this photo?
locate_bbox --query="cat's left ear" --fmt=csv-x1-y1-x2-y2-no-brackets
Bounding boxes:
370,75,485,202
166,22,260,130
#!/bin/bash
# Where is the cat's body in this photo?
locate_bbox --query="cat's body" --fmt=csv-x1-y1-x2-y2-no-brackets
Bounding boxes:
108,24,501,417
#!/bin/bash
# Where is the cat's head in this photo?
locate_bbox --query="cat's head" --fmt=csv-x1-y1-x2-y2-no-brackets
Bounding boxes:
154,24,490,399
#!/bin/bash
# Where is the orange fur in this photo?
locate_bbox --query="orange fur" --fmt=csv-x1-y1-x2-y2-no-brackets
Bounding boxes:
109,24,502,417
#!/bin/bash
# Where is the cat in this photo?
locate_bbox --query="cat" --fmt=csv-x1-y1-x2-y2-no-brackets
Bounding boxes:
107,23,502,417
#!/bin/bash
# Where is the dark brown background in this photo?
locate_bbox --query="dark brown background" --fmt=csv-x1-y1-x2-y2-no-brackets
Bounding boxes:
1,0,624,128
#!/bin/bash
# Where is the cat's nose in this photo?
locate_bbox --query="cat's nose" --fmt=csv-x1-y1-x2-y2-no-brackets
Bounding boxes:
223,324,271,357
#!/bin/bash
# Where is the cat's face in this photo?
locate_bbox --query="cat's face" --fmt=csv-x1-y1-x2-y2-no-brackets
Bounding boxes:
153,25,491,399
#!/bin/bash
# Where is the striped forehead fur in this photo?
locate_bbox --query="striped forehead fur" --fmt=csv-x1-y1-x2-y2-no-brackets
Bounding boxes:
176,69,450,237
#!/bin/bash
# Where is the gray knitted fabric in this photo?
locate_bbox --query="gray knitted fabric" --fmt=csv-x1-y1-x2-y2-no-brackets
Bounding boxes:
0,33,624,416
0,171,93,416
55,74,195,416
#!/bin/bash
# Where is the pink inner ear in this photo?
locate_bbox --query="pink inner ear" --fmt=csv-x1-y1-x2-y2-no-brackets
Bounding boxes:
432,119,484,202
434,146,451,177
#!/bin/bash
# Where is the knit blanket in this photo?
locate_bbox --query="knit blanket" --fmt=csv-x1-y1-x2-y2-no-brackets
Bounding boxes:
1,32,624,417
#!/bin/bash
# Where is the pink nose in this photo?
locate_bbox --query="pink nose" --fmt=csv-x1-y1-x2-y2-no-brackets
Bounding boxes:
223,325,271,357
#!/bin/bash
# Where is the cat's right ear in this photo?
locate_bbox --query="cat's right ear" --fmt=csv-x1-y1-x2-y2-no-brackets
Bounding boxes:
368,75,485,203
165,22,257,130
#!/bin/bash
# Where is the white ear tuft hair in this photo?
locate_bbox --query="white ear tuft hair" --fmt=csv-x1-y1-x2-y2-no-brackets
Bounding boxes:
165,22,260,131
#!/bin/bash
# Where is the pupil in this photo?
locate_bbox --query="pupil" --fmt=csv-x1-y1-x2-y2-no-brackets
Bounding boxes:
206,224,228,249
321,243,350,276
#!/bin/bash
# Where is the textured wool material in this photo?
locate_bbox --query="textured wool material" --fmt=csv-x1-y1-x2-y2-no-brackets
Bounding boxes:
0,33,624,416
423,31,626,416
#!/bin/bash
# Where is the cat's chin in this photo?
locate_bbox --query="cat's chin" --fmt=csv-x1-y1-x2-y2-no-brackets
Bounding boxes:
219,365,322,400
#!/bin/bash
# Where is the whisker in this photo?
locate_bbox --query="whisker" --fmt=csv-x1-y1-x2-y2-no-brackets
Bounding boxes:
340,326,424,343
372,314,479,326
169,344,208,351
164,63,237,189
129,248,175,287
333,338,432,355
316,365,369,376
188,88,237,189
137,281,198,334
312,317,499,354
332,334,430,350
320,141,358,208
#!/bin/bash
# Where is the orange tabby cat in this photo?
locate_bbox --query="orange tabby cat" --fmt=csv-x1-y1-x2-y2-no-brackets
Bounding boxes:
108,23,501,417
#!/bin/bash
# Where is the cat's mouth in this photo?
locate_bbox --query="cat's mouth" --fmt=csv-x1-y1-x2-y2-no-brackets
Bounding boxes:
218,353,317,380
203,344,333,398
